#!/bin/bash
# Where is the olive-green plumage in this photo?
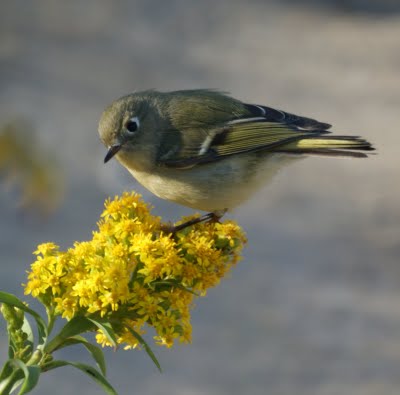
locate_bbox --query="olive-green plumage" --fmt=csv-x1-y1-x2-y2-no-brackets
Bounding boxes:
99,90,374,212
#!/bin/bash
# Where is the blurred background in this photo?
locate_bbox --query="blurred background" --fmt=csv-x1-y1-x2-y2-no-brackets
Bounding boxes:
1,1,399,394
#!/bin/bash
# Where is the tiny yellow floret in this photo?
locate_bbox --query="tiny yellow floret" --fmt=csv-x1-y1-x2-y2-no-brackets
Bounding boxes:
25,192,246,349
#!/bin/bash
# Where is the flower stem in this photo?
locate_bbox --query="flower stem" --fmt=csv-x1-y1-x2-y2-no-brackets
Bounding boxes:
0,365,24,395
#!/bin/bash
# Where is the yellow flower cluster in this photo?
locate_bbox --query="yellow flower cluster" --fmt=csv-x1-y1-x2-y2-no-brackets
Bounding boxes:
25,192,246,349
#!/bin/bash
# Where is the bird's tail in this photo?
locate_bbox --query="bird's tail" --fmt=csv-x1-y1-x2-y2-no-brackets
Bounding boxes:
276,135,374,158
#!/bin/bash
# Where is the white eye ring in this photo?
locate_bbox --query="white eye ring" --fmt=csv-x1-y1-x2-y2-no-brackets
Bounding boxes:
125,116,140,134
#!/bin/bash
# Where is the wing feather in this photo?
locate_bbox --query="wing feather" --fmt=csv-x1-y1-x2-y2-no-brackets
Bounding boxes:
155,91,332,168
160,120,324,168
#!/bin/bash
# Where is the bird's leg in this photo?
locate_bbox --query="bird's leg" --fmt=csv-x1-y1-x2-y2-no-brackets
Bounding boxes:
164,209,227,234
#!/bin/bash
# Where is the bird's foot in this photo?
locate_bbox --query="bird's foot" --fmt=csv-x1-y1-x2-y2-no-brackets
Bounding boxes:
162,209,227,234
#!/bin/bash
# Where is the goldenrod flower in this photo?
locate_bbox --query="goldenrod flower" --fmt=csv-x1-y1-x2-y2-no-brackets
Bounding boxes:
25,192,246,349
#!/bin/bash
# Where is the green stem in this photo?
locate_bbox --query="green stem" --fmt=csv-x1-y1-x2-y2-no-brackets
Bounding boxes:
25,350,43,367
45,306,56,336
0,366,24,395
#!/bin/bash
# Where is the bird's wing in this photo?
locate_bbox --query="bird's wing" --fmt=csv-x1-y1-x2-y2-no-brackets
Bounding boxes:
158,119,330,168
157,92,331,168
243,103,331,131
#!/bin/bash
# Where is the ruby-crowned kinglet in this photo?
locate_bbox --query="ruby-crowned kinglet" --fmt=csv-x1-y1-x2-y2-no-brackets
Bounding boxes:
99,90,373,223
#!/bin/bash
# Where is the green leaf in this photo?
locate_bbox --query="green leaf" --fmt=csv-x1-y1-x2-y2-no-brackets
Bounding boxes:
9,379,25,395
45,316,95,353
53,336,107,376
42,360,118,395
12,359,40,395
126,327,161,372
0,367,23,395
128,261,143,288
20,315,35,359
21,316,34,345
8,337,16,359
0,359,14,382
0,291,47,343
152,280,198,296
86,318,118,349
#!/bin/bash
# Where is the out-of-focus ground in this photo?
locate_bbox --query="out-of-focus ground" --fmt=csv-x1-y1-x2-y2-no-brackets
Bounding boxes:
1,1,399,394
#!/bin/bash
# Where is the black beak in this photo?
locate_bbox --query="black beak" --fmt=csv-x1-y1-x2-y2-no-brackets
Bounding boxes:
104,144,122,163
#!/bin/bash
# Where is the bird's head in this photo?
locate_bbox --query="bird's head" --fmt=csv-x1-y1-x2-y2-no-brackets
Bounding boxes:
98,93,163,171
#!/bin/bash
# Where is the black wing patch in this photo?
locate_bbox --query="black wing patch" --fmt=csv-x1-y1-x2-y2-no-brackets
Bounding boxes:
244,103,331,131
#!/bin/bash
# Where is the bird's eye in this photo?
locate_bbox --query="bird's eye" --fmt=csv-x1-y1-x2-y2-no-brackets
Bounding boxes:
125,117,140,134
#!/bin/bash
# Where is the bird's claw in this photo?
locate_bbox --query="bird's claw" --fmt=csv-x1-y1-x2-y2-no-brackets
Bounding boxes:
162,210,227,234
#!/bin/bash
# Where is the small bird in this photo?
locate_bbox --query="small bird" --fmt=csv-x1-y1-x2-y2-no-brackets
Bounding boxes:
99,90,373,229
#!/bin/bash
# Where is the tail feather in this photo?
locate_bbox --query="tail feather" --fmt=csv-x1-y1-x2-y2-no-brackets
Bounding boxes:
276,135,374,158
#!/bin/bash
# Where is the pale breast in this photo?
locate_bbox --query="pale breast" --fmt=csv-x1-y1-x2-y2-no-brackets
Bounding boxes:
124,153,300,212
